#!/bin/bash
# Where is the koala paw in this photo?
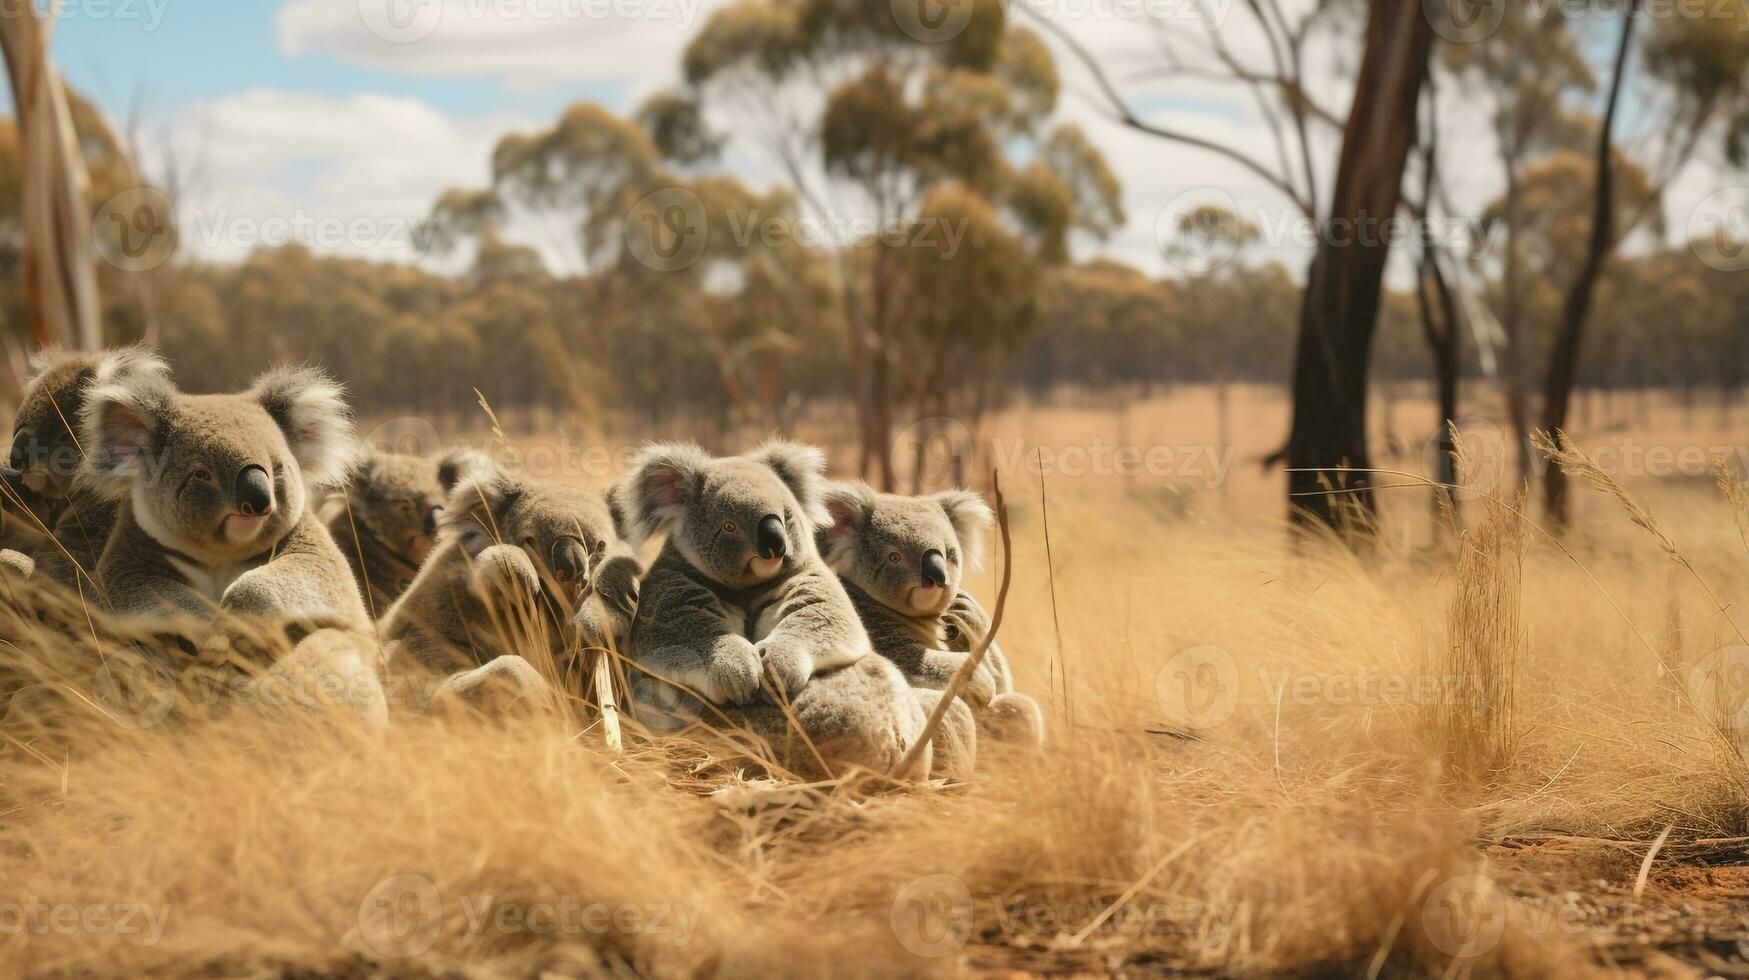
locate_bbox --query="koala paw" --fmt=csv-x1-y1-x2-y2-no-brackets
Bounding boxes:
592,553,641,621
755,639,813,703
573,593,629,651
947,654,998,709
687,636,762,706
218,571,275,618
470,544,541,605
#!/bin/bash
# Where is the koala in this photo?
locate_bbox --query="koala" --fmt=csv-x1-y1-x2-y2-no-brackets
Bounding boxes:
615,441,941,780
81,363,369,631
379,464,641,712
819,483,1045,755
77,363,386,726
6,345,172,588
323,446,488,615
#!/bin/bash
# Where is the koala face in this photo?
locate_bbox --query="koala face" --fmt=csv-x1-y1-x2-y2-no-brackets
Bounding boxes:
9,346,168,499
616,441,831,590
446,471,619,602
344,451,448,564
820,484,993,618
82,365,355,565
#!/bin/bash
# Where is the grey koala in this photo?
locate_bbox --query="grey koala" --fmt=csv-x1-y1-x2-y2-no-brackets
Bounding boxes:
78,363,385,725
819,483,1045,755
379,464,641,712
323,446,488,615
6,345,172,589
615,441,938,780
81,363,369,630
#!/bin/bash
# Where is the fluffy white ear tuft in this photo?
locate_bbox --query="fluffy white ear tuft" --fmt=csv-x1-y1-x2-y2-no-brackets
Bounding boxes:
818,482,874,571
932,489,994,570
250,365,357,487
79,372,175,500
751,439,830,527
615,443,710,547
98,345,171,387
25,344,69,381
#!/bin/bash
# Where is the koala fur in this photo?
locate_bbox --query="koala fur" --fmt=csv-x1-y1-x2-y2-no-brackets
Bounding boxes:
379,465,640,712
324,446,488,615
615,441,938,780
820,483,1045,757
6,346,172,588
81,363,368,632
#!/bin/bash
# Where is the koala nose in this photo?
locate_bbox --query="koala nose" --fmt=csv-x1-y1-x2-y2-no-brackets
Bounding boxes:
551,537,589,583
757,515,787,561
235,465,275,517
424,507,443,537
921,549,948,588
8,431,29,471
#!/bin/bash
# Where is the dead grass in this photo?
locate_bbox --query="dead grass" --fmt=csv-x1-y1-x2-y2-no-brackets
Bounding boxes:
1,386,1747,977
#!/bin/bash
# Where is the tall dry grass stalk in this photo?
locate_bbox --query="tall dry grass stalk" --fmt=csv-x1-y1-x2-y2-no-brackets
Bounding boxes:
1438,483,1524,779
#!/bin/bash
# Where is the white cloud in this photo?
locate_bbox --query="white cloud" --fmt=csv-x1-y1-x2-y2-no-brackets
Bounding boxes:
278,0,714,92
139,89,528,265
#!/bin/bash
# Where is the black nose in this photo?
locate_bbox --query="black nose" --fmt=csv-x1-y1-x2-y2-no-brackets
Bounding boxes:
424,507,442,537
921,549,948,588
7,431,29,471
757,515,787,561
235,465,274,516
551,537,588,582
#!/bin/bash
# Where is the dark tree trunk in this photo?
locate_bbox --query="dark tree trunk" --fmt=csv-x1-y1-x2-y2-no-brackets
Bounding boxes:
1286,0,1435,539
1541,1,1639,528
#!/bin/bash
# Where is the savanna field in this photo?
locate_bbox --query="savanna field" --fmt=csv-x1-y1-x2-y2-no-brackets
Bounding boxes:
2,384,1748,978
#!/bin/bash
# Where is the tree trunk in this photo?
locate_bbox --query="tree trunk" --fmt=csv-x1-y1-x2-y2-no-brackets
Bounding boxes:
1285,0,1435,539
1541,1,1639,528
0,13,102,351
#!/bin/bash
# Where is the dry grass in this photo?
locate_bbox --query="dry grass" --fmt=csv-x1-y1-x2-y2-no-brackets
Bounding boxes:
2,386,1748,977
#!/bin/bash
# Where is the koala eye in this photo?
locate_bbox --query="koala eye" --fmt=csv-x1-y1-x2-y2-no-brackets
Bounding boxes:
946,548,960,564
723,520,738,533
886,551,902,565
191,466,215,484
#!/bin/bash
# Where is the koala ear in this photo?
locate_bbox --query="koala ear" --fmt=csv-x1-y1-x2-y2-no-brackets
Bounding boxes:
249,365,357,487
435,447,491,493
80,370,175,500
25,344,70,380
98,345,171,387
818,482,874,570
751,439,830,526
616,442,710,547
441,469,524,540
932,489,994,569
